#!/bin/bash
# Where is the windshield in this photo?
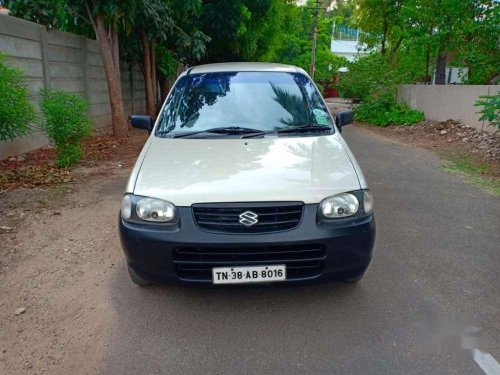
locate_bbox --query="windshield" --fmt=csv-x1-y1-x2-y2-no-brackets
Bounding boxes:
155,71,333,136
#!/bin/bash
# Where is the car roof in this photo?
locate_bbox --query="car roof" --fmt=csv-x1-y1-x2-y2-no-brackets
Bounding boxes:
185,62,306,75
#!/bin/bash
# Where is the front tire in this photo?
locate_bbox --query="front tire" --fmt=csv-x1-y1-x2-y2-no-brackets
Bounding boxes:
127,266,153,286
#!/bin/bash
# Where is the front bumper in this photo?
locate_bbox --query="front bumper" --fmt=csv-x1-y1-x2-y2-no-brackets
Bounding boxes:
119,204,375,285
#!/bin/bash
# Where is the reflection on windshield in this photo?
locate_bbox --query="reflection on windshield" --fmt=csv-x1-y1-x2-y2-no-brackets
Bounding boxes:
156,71,332,136
270,82,312,126
160,73,237,133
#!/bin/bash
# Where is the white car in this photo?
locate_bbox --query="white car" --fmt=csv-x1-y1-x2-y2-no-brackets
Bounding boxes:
119,62,375,286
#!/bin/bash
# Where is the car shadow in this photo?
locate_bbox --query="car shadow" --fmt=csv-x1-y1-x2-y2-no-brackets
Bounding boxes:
99,259,480,375
109,264,372,322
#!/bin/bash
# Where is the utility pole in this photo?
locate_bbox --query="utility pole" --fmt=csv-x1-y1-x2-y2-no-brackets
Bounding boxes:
309,0,320,79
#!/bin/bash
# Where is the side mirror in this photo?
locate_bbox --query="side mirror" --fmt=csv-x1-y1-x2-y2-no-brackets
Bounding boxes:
335,110,353,131
131,115,153,132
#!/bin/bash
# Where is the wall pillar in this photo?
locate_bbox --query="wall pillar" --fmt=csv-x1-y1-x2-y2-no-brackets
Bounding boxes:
81,36,90,103
39,25,50,89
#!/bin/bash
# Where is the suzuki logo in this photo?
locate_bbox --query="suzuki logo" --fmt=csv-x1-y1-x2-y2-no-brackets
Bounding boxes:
239,211,259,227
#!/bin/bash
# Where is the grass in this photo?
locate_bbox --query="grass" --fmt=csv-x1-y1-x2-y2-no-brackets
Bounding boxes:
442,155,500,195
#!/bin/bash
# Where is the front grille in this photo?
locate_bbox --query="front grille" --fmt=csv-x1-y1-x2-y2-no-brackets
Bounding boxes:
173,244,326,281
192,202,304,233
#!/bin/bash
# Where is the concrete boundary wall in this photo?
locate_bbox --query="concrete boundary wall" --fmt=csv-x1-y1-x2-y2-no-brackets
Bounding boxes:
0,14,146,159
397,84,499,133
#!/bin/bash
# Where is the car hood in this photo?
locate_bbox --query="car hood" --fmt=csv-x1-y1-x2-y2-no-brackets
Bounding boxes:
132,135,361,206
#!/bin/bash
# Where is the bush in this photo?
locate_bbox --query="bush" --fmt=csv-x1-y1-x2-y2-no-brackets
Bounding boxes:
354,96,424,126
475,94,499,130
0,53,36,141
40,89,91,167
338,51,426,102
338,53,390,102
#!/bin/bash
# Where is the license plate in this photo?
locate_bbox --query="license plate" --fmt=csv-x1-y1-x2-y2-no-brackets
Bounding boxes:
212,265,286,284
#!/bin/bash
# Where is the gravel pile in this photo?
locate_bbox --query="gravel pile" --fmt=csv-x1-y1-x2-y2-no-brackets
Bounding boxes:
400,119,499,162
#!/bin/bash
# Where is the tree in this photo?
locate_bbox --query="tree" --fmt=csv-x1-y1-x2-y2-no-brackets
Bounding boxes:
354,0,499,85
129,0,170,119
334,0,357,27
156,45,179,103
355,0,406,56
407,0,459,85
3,0,62,28
196,0,285,63
265,1,349,90
453,0,499,83
78,1,129,137
125,0,210,118
4,0,94,35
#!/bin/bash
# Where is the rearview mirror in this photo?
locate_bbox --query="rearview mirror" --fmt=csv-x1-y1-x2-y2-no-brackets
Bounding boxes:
131,115,153,132
335,110,353,131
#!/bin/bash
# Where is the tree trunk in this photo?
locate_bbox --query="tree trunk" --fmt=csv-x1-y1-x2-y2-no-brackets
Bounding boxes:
94,15,128,138
176,62,184,76
150,39,157,110
424,46,431,83
424,26,433,84
160,79,170,104
391,37,403,56
435,50,447,85
466,34,472,81
140,30,156,119
381,17,388,54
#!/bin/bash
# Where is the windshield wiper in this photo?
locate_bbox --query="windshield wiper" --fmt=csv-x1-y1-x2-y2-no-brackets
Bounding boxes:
241,124,332,139
169,126,262,138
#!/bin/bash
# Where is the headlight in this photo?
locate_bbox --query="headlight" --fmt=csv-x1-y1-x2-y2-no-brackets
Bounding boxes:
121,195,178,224
320,193,359,218
136,197,177,223
121,195,132,219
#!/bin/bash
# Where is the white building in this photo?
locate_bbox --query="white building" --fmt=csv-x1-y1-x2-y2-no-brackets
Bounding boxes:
330,40,367,62
330,25,368,65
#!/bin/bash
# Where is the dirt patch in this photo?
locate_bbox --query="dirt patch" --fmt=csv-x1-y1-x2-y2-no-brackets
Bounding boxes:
0,128,147,375
0,127,144,191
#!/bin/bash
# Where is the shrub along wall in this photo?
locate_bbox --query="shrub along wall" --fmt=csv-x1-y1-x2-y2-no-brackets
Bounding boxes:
0,14,146,159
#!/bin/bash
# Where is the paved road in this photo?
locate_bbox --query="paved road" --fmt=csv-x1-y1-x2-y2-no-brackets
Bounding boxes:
100,125,499,374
